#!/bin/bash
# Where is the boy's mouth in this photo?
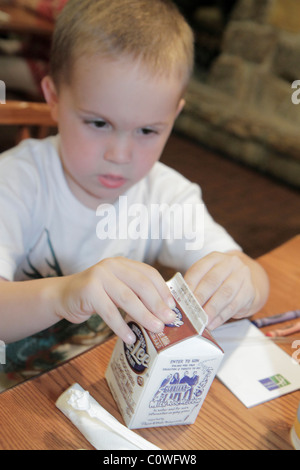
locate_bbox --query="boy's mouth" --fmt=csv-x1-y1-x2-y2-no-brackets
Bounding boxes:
98,174,127,189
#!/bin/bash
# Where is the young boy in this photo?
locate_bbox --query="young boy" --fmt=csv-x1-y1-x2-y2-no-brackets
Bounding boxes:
0,0,269,389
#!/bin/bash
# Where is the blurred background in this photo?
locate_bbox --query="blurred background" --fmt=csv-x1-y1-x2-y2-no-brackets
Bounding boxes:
174,0,300,189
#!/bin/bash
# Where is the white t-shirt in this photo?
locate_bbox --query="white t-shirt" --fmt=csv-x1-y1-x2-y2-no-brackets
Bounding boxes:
0,135,241,282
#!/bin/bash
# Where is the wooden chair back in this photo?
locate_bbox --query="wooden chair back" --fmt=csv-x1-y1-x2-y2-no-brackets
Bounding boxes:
0,100,56,143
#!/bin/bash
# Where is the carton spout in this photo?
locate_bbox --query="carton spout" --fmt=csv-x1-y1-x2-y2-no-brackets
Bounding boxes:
166,272,208,336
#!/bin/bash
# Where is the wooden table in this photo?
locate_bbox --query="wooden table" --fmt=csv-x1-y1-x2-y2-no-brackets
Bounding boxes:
0,5,53,36
0,236,299,450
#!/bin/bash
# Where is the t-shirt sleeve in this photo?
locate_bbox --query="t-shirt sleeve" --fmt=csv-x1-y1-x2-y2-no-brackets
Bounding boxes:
0,149,40,280
145,163,242,272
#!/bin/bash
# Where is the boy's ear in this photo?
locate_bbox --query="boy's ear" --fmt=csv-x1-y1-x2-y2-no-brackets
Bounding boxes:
41,76,59,122
175,98,185,119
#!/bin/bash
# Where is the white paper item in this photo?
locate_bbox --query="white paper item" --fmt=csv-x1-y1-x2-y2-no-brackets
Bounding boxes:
56,383,160,450
213,319,300,408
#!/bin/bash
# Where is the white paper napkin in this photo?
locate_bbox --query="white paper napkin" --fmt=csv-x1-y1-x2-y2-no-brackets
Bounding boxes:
56,383,160,450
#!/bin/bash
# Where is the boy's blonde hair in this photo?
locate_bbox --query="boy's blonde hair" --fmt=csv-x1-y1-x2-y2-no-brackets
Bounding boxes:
50,0,194,90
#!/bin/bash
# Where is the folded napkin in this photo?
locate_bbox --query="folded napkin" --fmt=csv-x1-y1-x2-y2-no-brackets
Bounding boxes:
56,383,160,450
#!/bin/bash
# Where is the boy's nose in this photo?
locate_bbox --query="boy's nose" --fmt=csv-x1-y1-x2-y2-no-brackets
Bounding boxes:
104,135,132,164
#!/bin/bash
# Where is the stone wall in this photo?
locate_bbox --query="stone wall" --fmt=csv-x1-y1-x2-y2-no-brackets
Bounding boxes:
175,0,300,187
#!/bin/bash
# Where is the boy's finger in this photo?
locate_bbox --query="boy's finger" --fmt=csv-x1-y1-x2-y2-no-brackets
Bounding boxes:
93,289,136,344
184,252,224,291
187,254,243,308
110,259,176,320
126,259,176,309
205,269,252,329
101,276,172,335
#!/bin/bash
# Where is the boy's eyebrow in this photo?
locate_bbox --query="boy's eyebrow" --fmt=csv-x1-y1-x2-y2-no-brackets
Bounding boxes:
77,107,169,128
78,107,109,119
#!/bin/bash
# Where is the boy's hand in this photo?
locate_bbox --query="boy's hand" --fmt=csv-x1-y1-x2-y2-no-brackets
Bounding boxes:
184,251,269,330
55,257,176,344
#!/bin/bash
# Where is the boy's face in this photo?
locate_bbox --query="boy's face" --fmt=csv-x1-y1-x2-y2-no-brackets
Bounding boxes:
42,56,185,209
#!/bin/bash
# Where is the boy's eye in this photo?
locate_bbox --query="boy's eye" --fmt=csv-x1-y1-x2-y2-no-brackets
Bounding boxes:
140,128,156,135
92,120,107,128
84,119,107,128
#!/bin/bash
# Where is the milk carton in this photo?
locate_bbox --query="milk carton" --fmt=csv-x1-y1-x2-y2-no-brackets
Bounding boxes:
105,273,224,429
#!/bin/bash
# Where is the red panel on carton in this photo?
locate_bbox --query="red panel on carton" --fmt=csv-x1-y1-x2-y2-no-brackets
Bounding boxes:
147,300,198,352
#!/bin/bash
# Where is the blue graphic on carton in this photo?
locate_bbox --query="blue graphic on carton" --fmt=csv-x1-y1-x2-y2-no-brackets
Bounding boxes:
165,306,184,328
150,365,213,408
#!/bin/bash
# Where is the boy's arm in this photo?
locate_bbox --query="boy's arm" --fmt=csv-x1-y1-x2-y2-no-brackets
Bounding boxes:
0,258,176,345
184,250,269,330
0,276,61,343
